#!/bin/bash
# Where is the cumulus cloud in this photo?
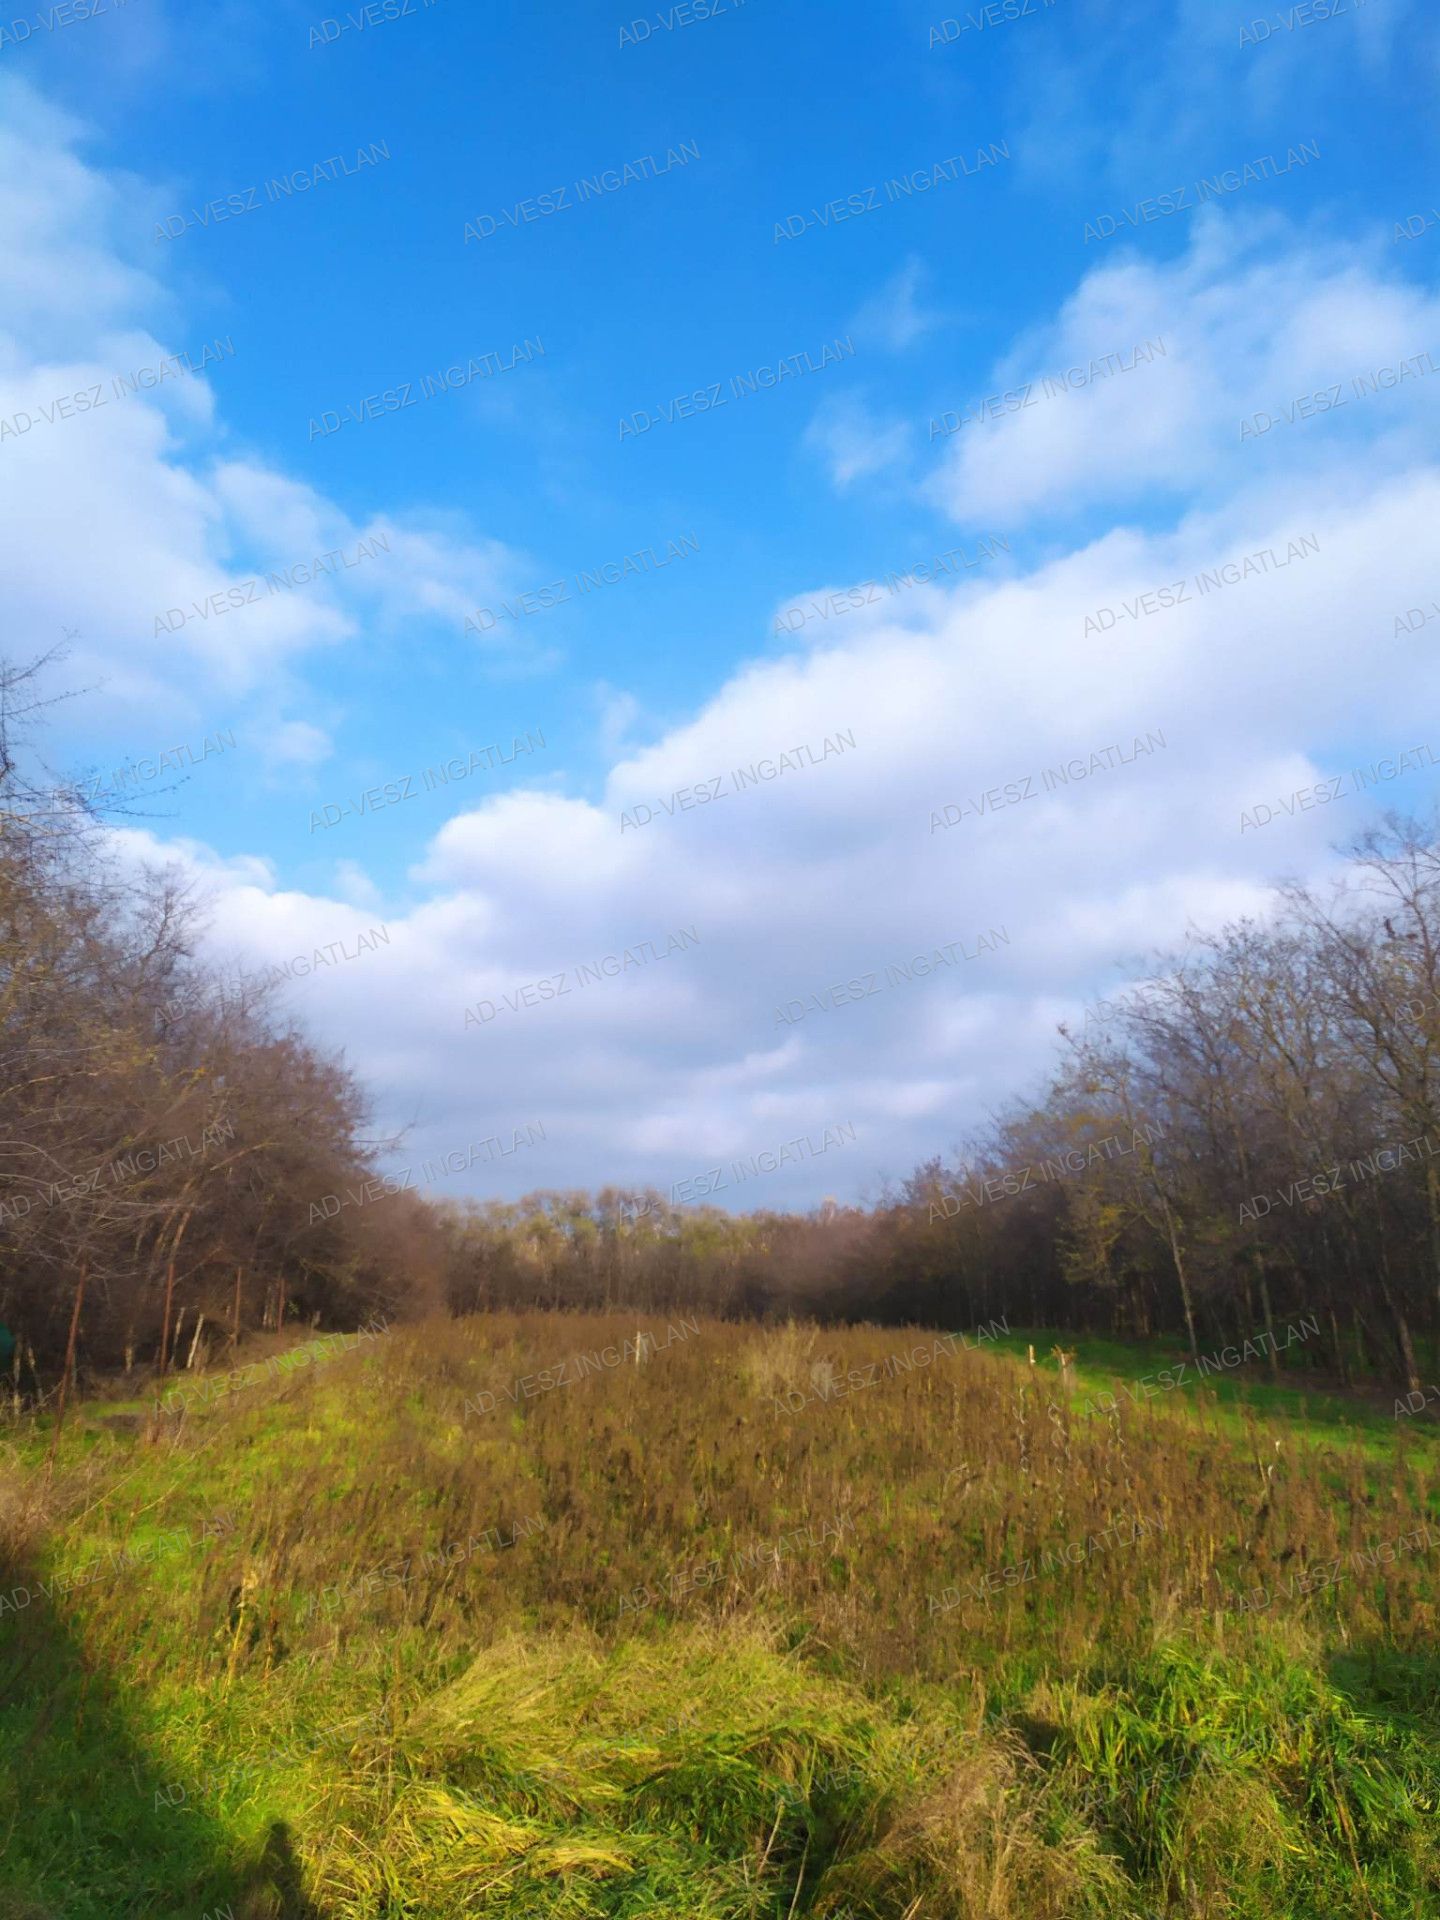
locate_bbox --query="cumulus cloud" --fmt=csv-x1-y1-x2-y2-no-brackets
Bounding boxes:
125,431,1440,1205
928,214,1440,526
23,67,1440,1209
0,75,540,740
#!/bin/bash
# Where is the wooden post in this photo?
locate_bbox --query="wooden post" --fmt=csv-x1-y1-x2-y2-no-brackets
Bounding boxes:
232,1268,243,1350
47,1264,87,1471
157,1207,194,1377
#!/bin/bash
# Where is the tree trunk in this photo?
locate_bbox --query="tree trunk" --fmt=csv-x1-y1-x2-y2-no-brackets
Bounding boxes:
1160,1198,1200,1366
1385,1286,1422,1395
1375,1180,1420,1392
1257,1267,1280,1379
1427,1158,1440,1374
1328,1307,1349,1387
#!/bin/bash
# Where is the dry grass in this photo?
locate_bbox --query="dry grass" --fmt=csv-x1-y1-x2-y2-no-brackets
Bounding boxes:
1,1310,1438,1917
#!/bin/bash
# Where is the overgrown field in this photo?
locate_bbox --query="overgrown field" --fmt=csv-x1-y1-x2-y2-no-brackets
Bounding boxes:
2,1313,1439,1919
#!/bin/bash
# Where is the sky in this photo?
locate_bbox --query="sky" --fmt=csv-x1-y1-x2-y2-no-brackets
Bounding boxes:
4,0,1439,1212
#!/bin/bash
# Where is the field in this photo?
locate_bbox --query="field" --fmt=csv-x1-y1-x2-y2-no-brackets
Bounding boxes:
2,1312,1438,1919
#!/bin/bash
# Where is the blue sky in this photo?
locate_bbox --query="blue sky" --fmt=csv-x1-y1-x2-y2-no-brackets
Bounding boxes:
5,0,1440,1209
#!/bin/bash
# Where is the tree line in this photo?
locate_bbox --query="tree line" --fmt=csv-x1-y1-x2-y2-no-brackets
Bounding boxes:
5,650,1439,1396
0,654,441,1414
438,815,1440,1390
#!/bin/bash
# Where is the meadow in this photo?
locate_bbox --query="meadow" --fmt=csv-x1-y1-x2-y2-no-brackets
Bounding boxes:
1,1311,1438,1919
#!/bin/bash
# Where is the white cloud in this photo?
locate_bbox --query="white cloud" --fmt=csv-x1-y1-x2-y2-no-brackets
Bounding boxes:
264,720,333,771
853,258,945,352
928,213,1440,526
116,434,1440,1204
24,71,1440,1208
0,76,542,746
804,393,911,490
332,859,382,911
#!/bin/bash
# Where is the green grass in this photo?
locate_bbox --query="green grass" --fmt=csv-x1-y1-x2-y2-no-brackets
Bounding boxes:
992,1326,1440,1464
2,1315,1438,1917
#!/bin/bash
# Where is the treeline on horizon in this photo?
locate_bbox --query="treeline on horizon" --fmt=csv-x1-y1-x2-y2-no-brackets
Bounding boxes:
5,652,1440,1397
441,815,1440,1392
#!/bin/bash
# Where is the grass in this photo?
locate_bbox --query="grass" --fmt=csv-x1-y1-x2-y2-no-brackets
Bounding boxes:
1,1311,1437,1917
992,1325,1440,1464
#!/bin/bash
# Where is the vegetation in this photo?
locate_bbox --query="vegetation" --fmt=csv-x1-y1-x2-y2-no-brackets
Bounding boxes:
436,820,1440,1395
2,1312,1437,1916
7,652,1440,1406
5,655,1440,1912
0,654,441,1408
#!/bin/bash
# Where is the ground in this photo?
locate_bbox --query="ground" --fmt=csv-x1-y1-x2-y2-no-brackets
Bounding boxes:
1,1312,1437,1918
